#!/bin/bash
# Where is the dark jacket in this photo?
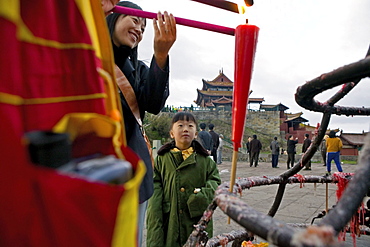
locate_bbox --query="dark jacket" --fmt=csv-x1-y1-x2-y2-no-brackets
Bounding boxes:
209,130,220,150
246,141,251,153
198,130,213,151
146,141,221,246
302,138,311,153
249,139,262,153
287,140,298,154
107,15,170,203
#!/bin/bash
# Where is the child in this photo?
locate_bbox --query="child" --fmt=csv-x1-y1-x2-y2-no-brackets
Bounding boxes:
146,112,221,247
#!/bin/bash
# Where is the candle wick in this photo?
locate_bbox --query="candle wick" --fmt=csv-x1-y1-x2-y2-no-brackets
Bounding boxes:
245,19,249,24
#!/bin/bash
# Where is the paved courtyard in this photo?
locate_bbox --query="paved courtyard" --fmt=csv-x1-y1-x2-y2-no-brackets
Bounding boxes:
143,160,370,246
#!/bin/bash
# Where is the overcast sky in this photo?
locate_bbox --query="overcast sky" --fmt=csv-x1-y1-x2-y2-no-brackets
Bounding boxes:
131,0,370,133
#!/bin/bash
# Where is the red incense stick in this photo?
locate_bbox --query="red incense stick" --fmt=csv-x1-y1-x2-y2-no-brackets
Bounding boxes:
112,6,235,36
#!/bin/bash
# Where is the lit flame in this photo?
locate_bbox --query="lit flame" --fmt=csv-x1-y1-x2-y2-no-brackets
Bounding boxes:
237,0,246,15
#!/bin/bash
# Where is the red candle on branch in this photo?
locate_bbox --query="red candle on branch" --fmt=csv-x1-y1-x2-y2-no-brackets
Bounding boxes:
232,22,259,151
229,22,259,198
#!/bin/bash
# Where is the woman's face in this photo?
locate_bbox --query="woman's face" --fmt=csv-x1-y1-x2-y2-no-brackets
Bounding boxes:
112,15,145,48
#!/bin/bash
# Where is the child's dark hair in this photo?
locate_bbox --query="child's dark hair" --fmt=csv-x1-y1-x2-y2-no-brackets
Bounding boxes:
170,112,198,129
157,112,209,156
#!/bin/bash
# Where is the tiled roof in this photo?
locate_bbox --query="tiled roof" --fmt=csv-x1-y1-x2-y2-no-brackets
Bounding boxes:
197,90,233,96
340,133,368,146
260,103,289,111
203,80,233,87
209,72,233,83
285,112,308,122
212,96,232,104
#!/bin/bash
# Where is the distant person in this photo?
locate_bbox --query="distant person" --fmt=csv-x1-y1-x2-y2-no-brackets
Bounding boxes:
246,136,252,162
208,123,220,162
197,123,213,155
217,134,224,165
325,130,343,175
146,112,221,247
302,133,312,170
249,135,262,167
286,135,298,169
270,137,280,168
320,135,329,166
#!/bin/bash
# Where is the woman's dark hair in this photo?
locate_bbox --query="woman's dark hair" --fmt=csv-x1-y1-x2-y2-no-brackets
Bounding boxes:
106,1,146,36
105,1,146,87
170,112,198,129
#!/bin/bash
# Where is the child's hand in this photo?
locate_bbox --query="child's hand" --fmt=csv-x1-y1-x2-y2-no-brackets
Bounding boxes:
153,11,177,69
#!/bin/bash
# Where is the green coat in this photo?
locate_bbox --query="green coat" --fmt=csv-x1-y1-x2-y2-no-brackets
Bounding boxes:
146,150,221,247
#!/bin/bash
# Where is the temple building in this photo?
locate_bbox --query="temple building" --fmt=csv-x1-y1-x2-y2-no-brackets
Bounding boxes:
194,70,264,111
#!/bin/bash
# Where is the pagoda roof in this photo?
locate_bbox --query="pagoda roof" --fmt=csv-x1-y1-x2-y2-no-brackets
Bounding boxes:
197,89,233,97
201,71,233,90
212,96,233,105
260,103,289,111
249,97,264,104
210,71,233,83
197,89,262,101
285,112,308,123
202,79,233,89
286,112,303,119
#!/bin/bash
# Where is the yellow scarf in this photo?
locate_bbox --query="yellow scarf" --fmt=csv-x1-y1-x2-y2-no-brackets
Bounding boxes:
171,147,194,160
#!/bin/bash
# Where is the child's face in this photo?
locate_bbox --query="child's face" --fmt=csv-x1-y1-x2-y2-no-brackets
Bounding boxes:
170,120,197,150
112,15,145,48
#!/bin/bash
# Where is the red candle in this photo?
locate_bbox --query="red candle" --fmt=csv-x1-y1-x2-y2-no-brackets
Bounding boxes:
231,24,259,151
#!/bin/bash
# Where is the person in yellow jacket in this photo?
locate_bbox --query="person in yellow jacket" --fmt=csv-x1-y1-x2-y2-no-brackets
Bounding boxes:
325,130,343,175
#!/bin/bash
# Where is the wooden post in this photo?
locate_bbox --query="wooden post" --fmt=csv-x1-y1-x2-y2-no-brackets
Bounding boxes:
228,150,239,224
326,183,329,213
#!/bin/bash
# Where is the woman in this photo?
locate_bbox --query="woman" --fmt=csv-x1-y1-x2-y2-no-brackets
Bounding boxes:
106,1,176,245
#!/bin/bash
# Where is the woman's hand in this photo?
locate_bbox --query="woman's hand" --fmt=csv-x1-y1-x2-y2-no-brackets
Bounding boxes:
101,0,119,16
153,11,177,69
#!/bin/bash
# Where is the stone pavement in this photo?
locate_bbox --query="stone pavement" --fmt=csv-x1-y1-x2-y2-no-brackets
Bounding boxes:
143,161,370,246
